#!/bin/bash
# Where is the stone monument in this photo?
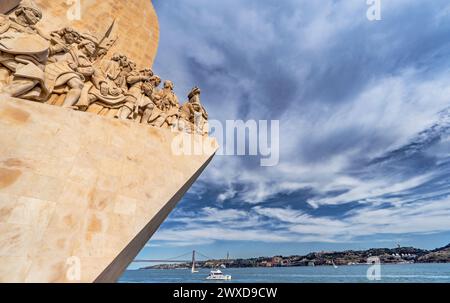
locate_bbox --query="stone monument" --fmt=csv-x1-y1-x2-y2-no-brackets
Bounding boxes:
0,0,218,282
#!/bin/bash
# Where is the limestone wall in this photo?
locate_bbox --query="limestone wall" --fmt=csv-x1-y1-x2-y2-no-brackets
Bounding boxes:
0,97,218,282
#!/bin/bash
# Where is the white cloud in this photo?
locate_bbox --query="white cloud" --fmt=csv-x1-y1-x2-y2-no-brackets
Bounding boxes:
202,67,450,207
153,193,450,246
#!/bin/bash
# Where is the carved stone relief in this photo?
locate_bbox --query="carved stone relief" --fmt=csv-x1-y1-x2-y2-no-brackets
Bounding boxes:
0,0,209,136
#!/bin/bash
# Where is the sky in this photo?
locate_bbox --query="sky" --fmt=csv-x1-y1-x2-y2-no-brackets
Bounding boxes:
130,0,450,267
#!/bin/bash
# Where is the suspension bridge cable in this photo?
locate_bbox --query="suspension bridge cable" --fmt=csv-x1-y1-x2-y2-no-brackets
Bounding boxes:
164,251,192,261
196,251,213,260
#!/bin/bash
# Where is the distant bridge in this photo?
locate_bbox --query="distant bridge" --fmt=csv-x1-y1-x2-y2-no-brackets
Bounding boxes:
132,259,191,263
132,251,228,264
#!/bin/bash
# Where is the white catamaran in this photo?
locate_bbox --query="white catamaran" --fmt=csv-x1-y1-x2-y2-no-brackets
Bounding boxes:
206,269,232,280
206,252,232,280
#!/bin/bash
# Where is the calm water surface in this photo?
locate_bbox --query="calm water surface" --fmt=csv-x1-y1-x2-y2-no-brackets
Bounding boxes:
119,263,450,283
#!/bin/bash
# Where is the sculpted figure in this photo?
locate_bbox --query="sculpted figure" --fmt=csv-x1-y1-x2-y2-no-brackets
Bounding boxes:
146,80,180,128
48,27,82,61
179,87,209,135
116,67,153,120
0,0,46,35
44,33,98,108
75,53,129,114
138,75,161,124
0,0,50,100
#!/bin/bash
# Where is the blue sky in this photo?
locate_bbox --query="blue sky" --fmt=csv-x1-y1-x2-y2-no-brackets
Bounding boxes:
131,0,450,267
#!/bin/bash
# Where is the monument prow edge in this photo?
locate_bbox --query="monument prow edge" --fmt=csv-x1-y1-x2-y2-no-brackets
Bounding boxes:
94,153,216,283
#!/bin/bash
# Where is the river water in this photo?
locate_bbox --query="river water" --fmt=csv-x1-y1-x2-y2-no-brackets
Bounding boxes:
119,263,450,283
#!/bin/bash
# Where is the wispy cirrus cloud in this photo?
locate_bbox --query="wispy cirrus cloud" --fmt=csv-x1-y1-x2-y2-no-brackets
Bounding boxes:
152,191,450,247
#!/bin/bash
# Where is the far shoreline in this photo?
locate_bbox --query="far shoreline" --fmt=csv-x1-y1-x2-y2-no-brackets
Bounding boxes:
138,243,450,270
135,262,449,270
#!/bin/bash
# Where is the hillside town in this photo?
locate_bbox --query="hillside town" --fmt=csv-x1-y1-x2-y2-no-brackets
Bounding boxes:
144,244,450,270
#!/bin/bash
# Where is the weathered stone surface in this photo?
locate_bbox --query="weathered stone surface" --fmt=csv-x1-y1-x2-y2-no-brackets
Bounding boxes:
0,96,218,282
35,0,159,67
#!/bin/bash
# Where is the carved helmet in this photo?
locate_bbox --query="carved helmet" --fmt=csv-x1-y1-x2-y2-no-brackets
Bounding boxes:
139,67,153,78
149,75,161,85
188,87,201,99
164,80,174,90
63,27,81,39
17,0,43,19
52,27,82,43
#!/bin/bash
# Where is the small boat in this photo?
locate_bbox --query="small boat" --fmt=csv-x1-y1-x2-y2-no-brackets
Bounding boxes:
206,269,231,280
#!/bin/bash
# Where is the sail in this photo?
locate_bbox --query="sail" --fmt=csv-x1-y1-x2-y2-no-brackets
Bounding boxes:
191,250,198,273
